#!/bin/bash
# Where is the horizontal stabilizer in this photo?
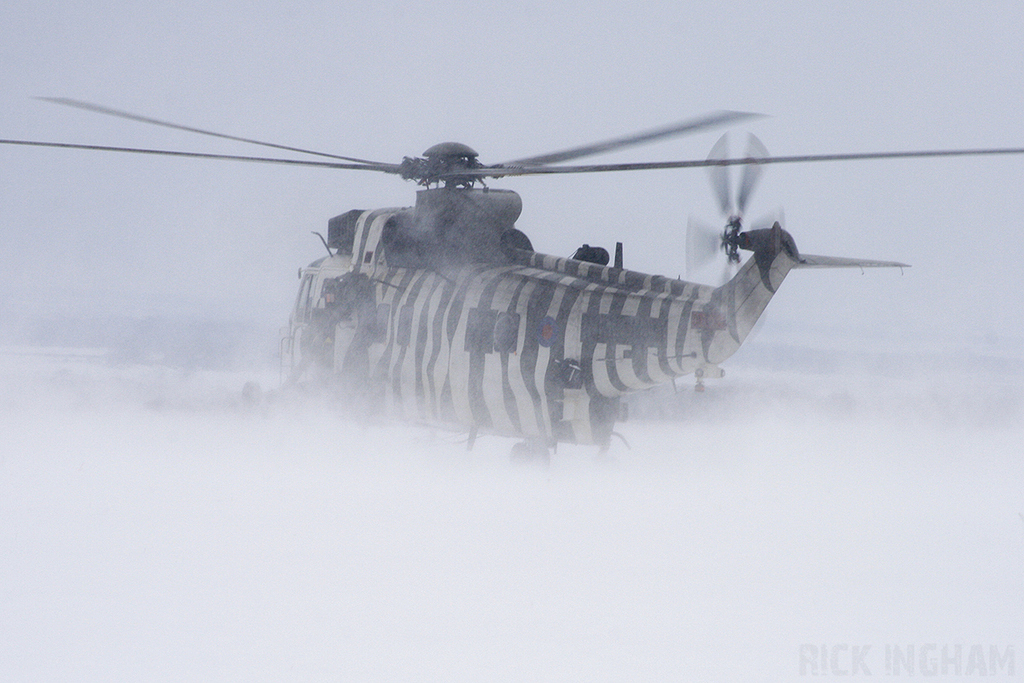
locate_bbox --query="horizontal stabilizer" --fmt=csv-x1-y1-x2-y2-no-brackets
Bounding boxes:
794,254,910,269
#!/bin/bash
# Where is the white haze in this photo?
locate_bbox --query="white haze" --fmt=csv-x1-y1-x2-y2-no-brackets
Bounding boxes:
2,0,1023,680
2,343,1021,681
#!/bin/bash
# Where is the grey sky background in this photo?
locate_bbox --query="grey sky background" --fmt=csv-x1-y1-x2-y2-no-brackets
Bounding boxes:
2,1,1023,353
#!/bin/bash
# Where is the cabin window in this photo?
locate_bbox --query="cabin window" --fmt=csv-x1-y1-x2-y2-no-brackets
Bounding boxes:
465,309,520,354
493,312,520,353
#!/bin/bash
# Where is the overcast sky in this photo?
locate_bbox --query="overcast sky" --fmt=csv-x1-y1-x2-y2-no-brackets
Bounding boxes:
2,0,1023,354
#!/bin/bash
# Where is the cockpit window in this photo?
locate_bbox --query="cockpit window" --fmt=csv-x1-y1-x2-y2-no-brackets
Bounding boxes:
293,273,315,323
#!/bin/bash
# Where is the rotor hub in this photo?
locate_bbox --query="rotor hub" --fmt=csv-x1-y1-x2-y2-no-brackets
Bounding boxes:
722,216,744,263
401,142,483,187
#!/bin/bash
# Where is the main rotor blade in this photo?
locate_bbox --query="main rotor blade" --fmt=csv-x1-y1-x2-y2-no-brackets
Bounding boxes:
468,146,1024,178
500,110,764,167
37,97,389,166
0,138,401,173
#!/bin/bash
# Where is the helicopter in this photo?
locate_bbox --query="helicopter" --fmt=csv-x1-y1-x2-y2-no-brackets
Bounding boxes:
5,99,1024,460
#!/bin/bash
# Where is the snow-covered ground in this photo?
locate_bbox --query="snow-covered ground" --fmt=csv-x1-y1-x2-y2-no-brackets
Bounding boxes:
1,339,1021,681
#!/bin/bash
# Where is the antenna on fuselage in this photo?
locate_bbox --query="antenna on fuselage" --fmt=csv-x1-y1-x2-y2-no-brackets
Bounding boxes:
312,231,332,257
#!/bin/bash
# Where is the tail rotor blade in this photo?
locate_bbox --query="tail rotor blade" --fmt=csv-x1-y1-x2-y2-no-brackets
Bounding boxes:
750,207,785,233
692,133,773,286
706,133,732,215
686,216,722,278
736,134,769,215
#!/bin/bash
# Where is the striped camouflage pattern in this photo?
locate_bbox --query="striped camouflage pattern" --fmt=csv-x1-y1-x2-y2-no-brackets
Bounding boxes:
290,208,796,445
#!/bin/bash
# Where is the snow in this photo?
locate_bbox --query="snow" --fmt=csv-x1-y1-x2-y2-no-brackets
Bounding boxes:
1,340,1021,681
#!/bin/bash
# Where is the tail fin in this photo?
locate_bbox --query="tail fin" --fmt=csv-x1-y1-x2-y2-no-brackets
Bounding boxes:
706,224,908,364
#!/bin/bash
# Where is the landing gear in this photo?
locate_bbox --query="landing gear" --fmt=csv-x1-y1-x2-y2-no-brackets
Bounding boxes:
510,438,551,466
693,364,722,392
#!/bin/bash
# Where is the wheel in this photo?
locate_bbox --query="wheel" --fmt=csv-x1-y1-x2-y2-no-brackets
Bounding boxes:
510,439,550,466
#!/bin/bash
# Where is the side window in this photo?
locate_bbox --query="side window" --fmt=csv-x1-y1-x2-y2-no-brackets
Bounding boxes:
493,312,520,353
464,309,520,354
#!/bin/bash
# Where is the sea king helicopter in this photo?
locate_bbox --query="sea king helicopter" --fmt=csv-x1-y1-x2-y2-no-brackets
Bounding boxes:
5,100,1024,460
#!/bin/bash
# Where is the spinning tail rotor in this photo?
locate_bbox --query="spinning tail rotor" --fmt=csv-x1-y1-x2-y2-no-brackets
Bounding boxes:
687,133,778,283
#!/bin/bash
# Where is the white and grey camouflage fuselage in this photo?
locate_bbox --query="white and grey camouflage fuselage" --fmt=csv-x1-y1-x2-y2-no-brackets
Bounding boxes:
284,192,798,447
